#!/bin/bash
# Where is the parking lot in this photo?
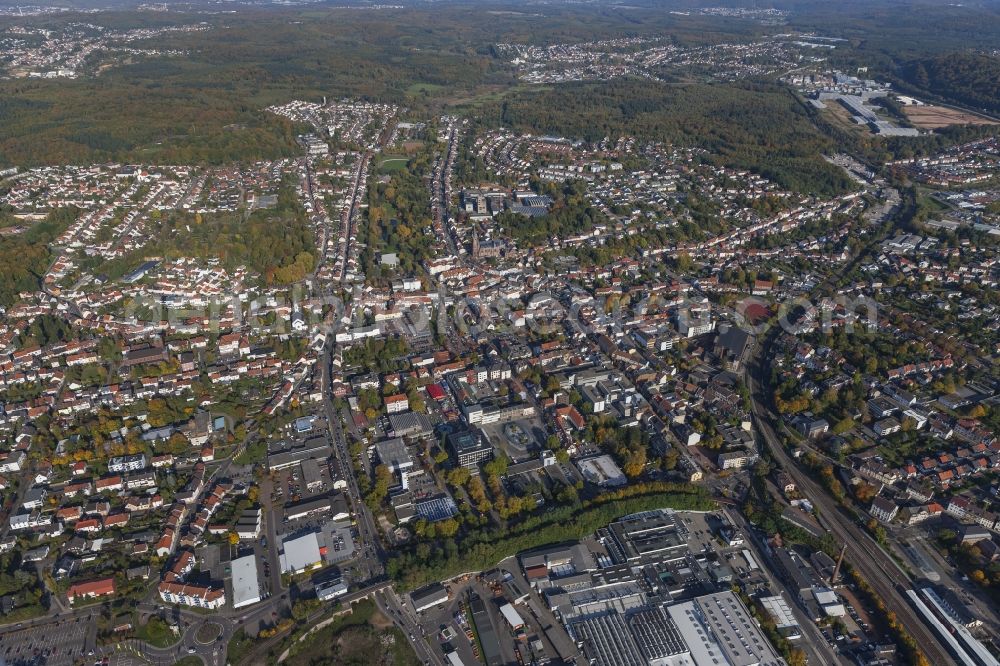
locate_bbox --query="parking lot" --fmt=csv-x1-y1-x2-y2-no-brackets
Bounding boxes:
0,616,91,665
270,459,337,509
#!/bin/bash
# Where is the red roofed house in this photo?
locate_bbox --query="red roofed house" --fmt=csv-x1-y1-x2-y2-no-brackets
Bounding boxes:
157,581,225,609
75,518,101,533
555,405,586,431
217,332,241,356
103,513,129,529
155,529,176,557
56,506,83,522
95,475,123,493
67,578,115,604
63,480,92,498
151,454,174,468
384,394,409,414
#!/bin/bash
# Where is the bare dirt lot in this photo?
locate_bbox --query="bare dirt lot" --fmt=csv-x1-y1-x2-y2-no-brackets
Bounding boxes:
903,105,998,129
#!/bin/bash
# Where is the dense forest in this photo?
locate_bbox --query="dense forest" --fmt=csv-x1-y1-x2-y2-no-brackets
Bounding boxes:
0,207,78,307
362,150,436,282
0,9,498,167
896,54,1000,116
0,78,305,167
1,3,716,168
2,2,1000,169
779,0,1000,55
486,80,856,197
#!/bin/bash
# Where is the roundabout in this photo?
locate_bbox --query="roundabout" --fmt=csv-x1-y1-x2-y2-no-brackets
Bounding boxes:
195,622,223,645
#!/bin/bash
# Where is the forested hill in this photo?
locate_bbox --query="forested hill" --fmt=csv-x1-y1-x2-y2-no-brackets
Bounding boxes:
897,54,1000,117
0,208,77,308
487,80,855,197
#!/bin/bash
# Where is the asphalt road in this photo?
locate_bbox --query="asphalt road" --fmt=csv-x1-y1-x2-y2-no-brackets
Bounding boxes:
319,341,385,580
374,588,445,666
0,602,236,666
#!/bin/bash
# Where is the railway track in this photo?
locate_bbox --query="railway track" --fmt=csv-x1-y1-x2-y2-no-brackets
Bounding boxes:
750,360,956,666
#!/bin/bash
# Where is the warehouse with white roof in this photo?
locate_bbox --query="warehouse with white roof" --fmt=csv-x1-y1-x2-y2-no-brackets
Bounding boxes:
231,555,262,609
279,532,322,574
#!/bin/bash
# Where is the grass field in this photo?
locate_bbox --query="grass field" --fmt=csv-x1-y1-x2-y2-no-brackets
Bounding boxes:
449,83,550,111
377,156,410,173
173,657,204,666
902,105,998,129
286,625,418,666
916,189,952,215
405,82,448,97
400,141,426,152
816,98,868,134
226,628,256,665
196,622,223,644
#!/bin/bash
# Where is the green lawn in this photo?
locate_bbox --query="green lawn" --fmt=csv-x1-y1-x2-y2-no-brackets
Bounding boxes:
234,438,267,465
377,156,409,174
405,82,447,96
449,83,550,112
196,622,223,644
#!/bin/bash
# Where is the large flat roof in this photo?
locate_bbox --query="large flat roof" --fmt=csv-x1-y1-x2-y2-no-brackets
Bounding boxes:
499,603,524,629
669,591,786,666
280,532,322,573
576,455,627,487
759,595,799,630
375,437,413,472
231,555,262,609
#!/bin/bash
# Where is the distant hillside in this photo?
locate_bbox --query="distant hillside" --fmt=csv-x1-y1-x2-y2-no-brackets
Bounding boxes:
898,53,1000,116
487,80,856,197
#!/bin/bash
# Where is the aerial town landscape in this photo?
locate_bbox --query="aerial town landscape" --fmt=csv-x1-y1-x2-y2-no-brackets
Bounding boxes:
0,1,999,665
